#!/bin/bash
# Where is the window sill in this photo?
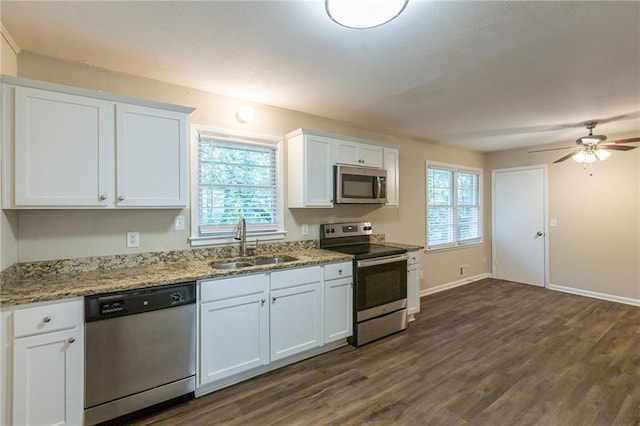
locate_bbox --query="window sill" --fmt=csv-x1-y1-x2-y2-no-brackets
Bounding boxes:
425,241,484,253
189,230,287,247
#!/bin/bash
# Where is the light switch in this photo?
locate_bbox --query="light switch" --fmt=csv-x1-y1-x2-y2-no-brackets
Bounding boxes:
550,218,557,227
174,215,185,231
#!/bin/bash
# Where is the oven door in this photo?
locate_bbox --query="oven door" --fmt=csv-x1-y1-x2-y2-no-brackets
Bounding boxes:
355,254,408,322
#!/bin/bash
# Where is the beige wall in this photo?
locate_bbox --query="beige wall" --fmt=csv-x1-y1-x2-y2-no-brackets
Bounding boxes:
1,27,18,271
486,142,640,300
12,52,491,291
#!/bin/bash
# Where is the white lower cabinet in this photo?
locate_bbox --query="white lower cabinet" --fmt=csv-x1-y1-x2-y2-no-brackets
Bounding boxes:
270,266,323,361
197,263,352,393
10,299,84,426
199,274,269,385
407,251,421,321
323,262,353,343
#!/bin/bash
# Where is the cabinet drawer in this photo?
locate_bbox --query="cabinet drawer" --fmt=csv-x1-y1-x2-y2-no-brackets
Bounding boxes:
408,252,419,266
200,274,268,303
270,266,321,291
324,262,353,280
13,299,82,338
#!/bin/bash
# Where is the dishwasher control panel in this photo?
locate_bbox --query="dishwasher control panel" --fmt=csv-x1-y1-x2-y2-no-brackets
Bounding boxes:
85,282,196,322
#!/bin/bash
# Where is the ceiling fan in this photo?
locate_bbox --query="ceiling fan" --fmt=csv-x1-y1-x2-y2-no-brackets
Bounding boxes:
529,121,640,164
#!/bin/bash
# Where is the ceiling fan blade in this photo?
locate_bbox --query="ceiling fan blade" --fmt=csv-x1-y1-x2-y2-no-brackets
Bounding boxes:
553,150,582,163
605,137,640,145
601,145,637,151
528,146,573,153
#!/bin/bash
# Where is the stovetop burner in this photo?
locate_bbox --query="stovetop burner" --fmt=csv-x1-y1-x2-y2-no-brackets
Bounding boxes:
319,222,407,260
327,243,407,260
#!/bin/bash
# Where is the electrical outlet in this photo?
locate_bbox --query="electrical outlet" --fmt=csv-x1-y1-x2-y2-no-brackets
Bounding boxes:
459,264,469,276
419,270,424,280
301,224,309,236
127,231,140,248
174,215,185,231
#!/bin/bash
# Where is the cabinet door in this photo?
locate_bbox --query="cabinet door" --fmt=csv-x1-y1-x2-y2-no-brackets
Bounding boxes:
116,103,188,207
304,134,333,207
14,86,114,206
358,144,383,168
324,277,353,343
13,328,83,426
383,147,399,206
334,140,360,166
407,252,421,319
287,132,333,208
200,291,269,385
270,282,322,361
334,140,383,168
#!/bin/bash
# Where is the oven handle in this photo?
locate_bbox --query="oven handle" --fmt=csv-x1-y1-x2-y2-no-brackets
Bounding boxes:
357,254,409,268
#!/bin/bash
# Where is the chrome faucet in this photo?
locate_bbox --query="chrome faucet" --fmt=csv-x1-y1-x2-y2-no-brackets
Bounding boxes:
234,217,247,257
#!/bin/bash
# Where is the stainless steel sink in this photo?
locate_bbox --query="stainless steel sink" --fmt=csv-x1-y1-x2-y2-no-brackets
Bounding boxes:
253,256,298,265
210,261,254,269
210,255,297,269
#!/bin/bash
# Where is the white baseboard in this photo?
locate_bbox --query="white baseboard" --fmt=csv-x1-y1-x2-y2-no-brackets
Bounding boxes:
420,273,493,297
548,283,640,307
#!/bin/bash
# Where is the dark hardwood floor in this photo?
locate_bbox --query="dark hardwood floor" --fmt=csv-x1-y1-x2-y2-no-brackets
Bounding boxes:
129,278,640,425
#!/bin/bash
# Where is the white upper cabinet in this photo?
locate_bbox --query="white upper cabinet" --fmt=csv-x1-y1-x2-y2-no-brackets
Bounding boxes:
286,129,334,208
334,139,383,168
116,103,188,207
383,147,399,207
13,87,114,207
1,77,194,209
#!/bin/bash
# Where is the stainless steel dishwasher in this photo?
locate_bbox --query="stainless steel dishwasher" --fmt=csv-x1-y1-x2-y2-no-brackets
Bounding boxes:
84,282,196,425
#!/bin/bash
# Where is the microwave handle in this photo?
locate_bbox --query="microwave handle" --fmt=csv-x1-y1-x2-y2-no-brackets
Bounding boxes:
375,176,382,199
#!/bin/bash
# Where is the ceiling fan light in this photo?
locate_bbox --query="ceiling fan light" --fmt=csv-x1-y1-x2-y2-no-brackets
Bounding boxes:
583,152,597,164
595,149,612,161
572,151,586,163
326,0,409,29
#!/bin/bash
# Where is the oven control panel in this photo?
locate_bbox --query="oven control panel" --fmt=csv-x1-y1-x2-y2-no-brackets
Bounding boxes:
321,222,373,239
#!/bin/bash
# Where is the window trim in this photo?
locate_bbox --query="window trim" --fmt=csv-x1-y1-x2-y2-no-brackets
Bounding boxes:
190,125,286,247
425,160,483,252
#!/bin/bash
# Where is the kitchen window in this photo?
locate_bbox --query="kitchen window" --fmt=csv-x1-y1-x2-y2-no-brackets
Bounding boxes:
191,128,284,246
426,161,482,250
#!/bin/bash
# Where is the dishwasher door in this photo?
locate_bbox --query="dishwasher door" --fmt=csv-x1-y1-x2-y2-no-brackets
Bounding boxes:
85,303,196,409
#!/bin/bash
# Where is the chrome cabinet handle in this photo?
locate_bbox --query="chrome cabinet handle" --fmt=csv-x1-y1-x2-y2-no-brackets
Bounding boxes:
536,231,543,237
43,316,51,323
338,269,342,275
67,337,75,344
272,297,277,303
261,299,265,306
98,195,107,201
117,196,125,201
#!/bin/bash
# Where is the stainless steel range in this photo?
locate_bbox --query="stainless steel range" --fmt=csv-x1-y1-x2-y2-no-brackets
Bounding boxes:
320,222,408,346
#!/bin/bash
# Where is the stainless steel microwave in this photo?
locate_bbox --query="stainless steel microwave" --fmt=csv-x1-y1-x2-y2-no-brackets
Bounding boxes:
334,165,387,204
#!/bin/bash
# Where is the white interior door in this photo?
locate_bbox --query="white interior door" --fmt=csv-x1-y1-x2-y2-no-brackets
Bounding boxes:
492,166,547,287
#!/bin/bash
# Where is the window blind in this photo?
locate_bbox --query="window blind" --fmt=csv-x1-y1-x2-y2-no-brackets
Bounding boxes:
198,137,278,236
427,163,482,250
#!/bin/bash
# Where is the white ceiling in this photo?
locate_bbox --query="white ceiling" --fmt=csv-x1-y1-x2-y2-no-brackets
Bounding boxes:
2,1,639,152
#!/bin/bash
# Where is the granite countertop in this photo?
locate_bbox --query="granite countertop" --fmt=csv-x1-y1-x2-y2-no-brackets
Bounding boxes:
385,242,424,252
0,249,352,307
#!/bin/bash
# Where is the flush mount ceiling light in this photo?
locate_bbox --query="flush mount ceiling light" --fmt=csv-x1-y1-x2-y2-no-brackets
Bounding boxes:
235,105,255,124
326,0,409,29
